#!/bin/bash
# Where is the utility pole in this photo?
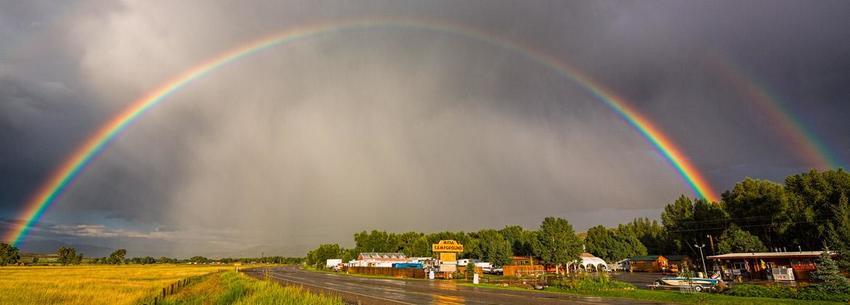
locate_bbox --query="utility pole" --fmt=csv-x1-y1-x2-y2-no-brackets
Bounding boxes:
706,234,715,255
694,244,707,276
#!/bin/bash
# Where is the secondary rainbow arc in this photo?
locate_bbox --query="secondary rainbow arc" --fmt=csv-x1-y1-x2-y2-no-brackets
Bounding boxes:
3,18,719,245
709,56,843,170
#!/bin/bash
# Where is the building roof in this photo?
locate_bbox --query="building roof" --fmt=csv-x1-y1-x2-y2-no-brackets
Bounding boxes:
631,255,664,261
357,252,407,259
707,251,833,260
578,253,607,266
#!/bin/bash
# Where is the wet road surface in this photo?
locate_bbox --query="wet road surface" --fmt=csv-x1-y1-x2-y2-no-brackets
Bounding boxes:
244,266,668,305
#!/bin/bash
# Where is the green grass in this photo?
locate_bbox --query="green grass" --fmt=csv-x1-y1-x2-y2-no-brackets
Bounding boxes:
157,271,342,305
463,282,845,305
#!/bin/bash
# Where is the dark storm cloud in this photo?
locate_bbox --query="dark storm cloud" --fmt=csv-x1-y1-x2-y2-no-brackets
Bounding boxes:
1,0,849,256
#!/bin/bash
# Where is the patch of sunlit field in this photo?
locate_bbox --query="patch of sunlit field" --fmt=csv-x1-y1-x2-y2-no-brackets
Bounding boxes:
160,271,342,305
0,264,226,305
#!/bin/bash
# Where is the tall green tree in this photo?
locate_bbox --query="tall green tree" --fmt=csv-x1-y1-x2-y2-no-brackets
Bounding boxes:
662,195,727,255
406,236,432,257
108,249,126,265
826,194,850,271
722,178,793,246
475,229,512,267
306,244,343,269
618,218,670,254
785,169,850,249
716,225,767,254
0,243,20,266
397,232,424,255
57,247,77,265
354,230,400,253
499,225,535,256
811,249,850,294
533,217,582,273
585,225,647,262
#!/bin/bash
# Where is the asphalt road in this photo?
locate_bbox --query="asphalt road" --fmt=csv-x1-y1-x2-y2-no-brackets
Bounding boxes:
244,266,668,305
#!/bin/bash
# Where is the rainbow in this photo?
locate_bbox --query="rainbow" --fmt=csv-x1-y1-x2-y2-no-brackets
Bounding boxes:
709,56,843,169
3,18,719,245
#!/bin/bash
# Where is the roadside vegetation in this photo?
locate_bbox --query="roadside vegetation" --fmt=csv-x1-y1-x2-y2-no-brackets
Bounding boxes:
156,271,342,305
0,265,220,305
470,276,845,305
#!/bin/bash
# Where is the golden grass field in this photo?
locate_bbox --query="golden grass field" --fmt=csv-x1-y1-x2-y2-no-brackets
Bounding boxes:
0,265,225,305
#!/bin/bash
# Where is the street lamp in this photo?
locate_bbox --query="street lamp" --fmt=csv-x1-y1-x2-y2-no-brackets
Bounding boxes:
694,244,707,276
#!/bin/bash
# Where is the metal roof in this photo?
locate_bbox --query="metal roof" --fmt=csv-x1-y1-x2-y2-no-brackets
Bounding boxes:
707,251,833,260
357,252,407,259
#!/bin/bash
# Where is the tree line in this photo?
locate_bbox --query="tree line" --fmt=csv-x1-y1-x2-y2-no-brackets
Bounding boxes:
0,244,303,266
307,169,850,272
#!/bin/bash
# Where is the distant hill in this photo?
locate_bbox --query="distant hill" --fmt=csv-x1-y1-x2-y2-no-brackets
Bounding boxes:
18,239,114,257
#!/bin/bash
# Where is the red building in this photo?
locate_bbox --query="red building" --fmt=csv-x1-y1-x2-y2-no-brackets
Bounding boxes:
707,251,833,281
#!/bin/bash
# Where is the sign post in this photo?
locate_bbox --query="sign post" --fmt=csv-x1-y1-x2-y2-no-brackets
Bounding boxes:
432,240,464,276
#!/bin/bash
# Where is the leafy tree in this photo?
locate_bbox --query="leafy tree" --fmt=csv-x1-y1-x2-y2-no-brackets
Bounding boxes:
397,232,424,255
827,194,850,271
354,230,400,253
716,225,767,254
499,225,535,256
31,256,39,264
57,247,77,265
158,256,175,264
108,249,127,264
306,244,343,269
662,195,727,255
466,262,476,280
722,178,793,246
618,218,670,254
72,253,84,265
811,249,850,294
0,243,20,266
475,230,512,267
585,225,647,262
533,217,582,273
189,256,209,264
785,169,850,249
406,236,432,257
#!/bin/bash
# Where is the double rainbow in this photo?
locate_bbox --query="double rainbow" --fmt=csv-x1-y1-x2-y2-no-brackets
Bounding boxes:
3,18,718,245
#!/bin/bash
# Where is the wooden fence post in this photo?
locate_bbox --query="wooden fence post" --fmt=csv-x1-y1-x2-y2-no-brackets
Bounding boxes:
162,287,166,298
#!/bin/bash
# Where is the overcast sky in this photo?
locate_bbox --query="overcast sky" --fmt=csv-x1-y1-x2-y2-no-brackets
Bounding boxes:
1,0,848,257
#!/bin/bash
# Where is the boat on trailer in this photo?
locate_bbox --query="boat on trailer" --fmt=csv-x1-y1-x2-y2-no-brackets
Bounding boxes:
653,276,725,292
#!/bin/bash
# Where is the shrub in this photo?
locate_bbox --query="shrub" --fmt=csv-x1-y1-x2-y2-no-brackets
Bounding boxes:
724,284,795,299
797,286,850,302
551,275,634,291
723,283,850,302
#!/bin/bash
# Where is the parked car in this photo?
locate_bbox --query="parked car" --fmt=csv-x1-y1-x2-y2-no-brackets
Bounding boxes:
483,266,503,275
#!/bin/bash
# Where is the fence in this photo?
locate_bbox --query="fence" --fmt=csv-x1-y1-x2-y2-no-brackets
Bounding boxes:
503,265,544,277
141,269,221,305
347,266,425,278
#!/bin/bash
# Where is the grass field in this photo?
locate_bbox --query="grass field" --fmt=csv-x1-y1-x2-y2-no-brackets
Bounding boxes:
0,265,224,305
159,271,342,305
463,282,845,305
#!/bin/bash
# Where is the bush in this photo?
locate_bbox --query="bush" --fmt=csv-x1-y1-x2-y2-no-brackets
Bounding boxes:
551,275,635,291
724,284,850,302
724,284,795,299
797,286,850,302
